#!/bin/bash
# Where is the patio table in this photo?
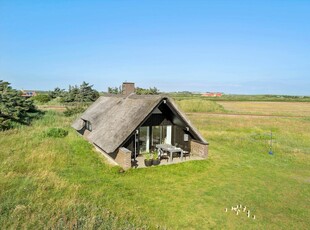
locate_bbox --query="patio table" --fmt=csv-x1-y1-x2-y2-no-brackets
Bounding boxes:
156,144,184,162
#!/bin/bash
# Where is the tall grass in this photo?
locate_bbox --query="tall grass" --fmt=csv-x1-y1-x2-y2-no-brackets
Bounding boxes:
0,111,147,229
175,99,226,113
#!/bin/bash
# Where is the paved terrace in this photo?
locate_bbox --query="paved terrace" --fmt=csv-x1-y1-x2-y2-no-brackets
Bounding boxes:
132,155,205,168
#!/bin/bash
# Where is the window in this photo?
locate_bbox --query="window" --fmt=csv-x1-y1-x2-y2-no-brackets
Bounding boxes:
85,120,92,131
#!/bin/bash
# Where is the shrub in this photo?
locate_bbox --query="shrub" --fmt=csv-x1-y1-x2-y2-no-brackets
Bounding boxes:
152,151,159,160
44,127,68,138
143,152,152,160
32,94,51,103
63,106,85,117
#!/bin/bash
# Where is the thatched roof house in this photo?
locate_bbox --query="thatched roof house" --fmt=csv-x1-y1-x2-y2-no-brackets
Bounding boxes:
72,83,208,169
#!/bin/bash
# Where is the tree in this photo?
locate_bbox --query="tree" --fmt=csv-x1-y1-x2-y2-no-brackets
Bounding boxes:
78,81,99,102
108,86,121,94
61,85,79,103
49,87,66,99
149,87,159,95
0,80,38,130
136,87,159,95
61,82,99,103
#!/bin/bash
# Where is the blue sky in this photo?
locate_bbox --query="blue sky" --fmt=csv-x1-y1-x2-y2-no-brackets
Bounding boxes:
1,0,309,95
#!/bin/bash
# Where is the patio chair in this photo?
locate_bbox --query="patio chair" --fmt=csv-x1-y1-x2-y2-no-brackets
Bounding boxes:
171,151,181,161
183,150,190,160
178,145,190,160
158,148,169,162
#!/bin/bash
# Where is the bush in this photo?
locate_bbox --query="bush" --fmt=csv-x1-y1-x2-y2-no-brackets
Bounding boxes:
44,128,68,138
32,94,51,103
63,106,85,117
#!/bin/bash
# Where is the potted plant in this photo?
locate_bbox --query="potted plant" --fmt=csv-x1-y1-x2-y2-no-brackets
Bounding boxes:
152,151,160,166
144,152,153,167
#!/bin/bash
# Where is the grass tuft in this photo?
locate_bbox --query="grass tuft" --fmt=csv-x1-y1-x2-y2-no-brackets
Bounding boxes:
43,127,68,138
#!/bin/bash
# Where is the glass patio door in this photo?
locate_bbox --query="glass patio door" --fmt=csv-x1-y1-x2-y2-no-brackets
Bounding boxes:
152,125,172,146
139,126,150,153
140,125,172,153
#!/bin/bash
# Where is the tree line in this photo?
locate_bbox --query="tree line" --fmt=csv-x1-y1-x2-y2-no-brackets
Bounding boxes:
108,86,159,95
0,80,100,130
34,83,160,103
34,81,100,104
1,80,160,130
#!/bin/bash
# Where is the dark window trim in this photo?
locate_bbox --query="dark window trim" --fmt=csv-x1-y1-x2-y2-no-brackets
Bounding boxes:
84,120,92,131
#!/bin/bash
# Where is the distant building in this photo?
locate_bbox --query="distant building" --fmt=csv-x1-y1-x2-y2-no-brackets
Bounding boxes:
202,92,223,97
21,90,37,98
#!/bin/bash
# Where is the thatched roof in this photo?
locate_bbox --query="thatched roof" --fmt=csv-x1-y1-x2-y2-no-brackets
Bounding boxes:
72,94,207,153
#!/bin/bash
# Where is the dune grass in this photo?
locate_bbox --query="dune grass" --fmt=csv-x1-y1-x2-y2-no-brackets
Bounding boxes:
0,104,310,229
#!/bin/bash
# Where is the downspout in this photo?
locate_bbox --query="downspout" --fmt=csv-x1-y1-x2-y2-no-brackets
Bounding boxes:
134,129,139,160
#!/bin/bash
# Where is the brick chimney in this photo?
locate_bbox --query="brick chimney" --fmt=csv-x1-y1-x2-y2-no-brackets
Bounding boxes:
122,82,135,96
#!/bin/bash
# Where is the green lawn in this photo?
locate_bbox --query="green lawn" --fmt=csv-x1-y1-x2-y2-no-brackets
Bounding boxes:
1,103,309,229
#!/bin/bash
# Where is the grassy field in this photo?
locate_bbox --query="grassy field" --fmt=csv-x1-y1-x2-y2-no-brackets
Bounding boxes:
217,101,310,117
0,100,309,229
171,93,310,102
175,99,226,113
